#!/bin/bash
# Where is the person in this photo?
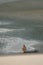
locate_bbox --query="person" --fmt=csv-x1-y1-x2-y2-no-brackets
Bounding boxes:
22,44,27,53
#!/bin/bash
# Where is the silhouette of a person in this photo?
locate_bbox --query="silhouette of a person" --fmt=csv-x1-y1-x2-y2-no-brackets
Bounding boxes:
22,44,27,53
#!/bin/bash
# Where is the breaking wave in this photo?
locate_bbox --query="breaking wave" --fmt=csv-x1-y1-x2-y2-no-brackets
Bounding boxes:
0,28,25,33
0,37,39,53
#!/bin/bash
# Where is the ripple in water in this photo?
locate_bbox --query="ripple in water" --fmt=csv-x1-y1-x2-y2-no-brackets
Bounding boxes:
0,21,10,25
0,28,25,33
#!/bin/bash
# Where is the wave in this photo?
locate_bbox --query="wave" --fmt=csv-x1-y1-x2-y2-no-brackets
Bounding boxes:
33,25,43,27
0,28,25,33
0,21,10,25
0,28,14,33
0,37,39,53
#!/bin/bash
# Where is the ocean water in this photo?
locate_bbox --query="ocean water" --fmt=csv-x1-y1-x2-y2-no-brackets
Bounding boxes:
0,17,43,54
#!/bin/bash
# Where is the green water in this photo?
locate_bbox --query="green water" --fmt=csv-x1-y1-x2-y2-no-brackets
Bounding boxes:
0,17,43,54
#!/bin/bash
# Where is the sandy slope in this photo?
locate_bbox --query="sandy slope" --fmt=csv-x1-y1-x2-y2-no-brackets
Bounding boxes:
0,54,43,65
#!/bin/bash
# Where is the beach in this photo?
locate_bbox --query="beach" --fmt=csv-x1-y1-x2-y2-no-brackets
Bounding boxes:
0,1,43,65
0,54,43,65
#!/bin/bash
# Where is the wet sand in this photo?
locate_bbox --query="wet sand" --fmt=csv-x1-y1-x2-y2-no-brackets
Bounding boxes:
0,54,43,65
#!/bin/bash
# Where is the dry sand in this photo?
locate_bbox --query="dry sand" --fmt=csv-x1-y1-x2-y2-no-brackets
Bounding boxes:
0,54,43,65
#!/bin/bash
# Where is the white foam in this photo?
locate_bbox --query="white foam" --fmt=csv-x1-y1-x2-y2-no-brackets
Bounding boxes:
0,37,39,53
0,21,10,25
0,28,14,33
0,28,25,33
13,28,25,31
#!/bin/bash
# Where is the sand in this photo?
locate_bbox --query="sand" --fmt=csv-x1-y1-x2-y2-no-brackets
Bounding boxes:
0,1,43,65
0,54,43,65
